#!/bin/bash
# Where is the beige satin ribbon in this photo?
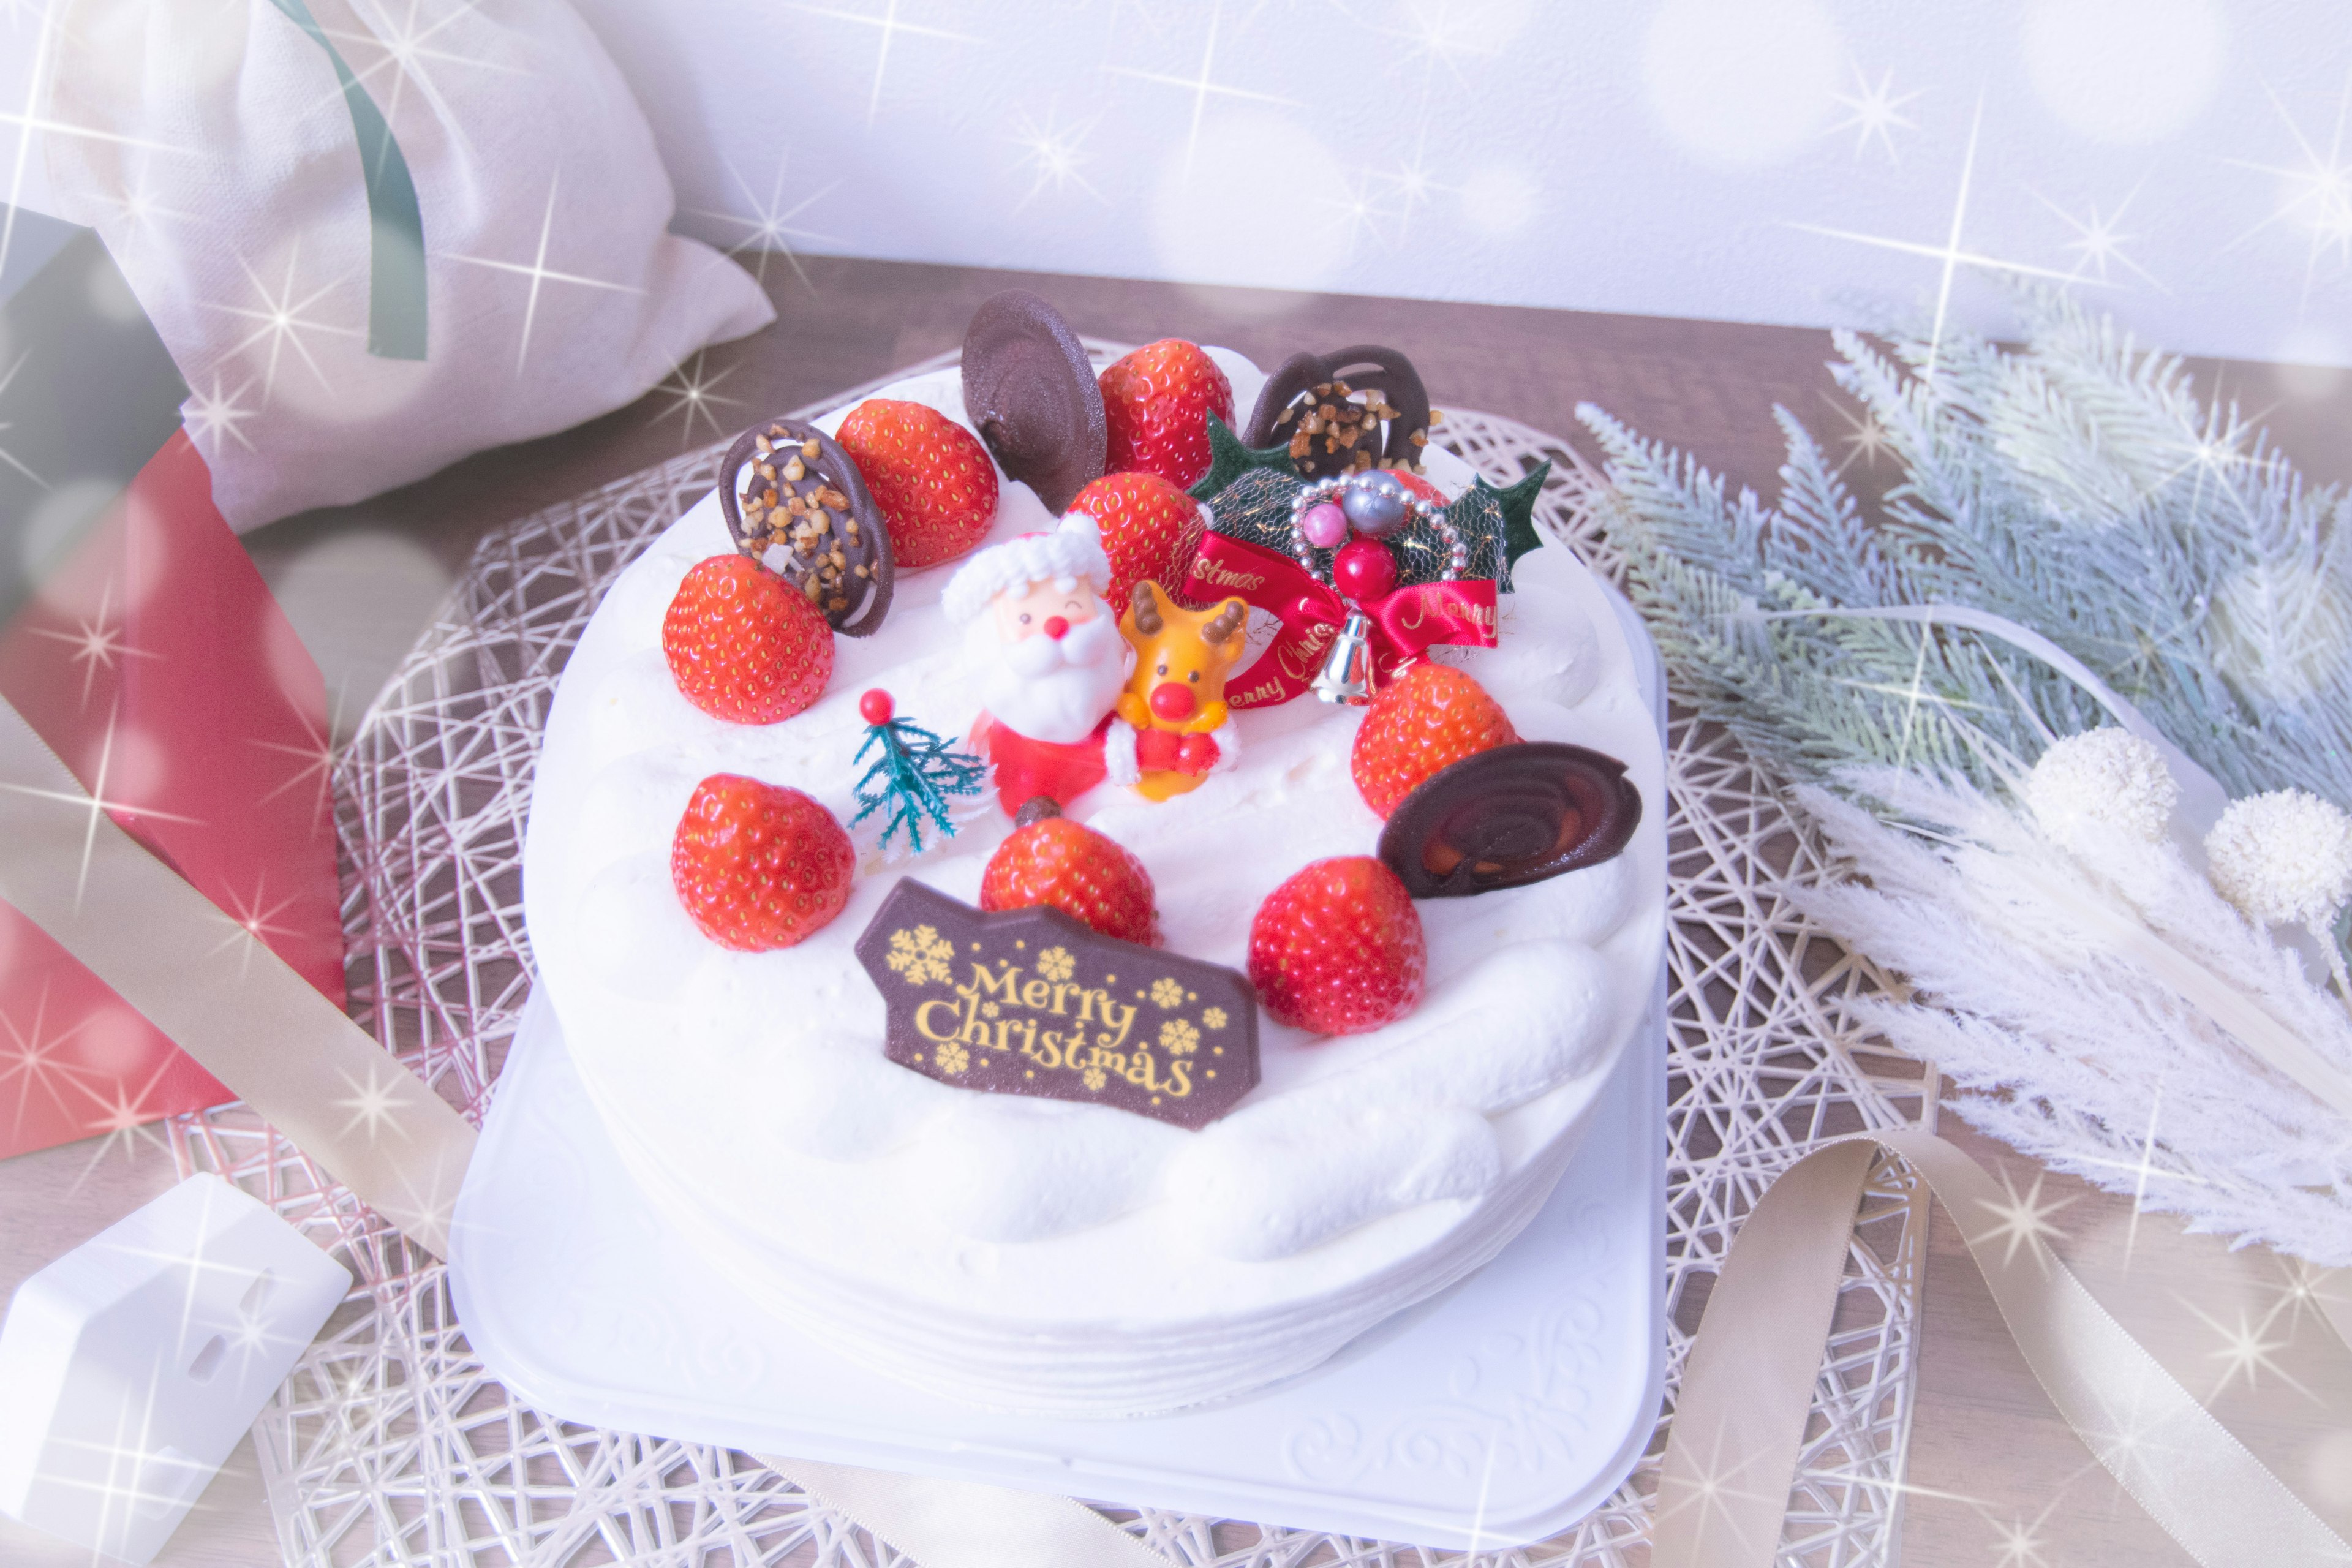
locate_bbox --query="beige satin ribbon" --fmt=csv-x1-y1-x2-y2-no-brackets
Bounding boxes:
0,696,476,1257
1654,1129,2350,1568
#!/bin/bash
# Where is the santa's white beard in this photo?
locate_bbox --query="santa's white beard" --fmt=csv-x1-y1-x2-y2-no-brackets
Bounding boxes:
983,616,1126,744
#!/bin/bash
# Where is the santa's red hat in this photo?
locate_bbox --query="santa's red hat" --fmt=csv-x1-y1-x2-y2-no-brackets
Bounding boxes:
941,512,1112,625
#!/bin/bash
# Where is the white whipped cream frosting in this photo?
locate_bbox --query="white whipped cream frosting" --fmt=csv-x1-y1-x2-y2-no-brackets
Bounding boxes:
522,354,1667,1414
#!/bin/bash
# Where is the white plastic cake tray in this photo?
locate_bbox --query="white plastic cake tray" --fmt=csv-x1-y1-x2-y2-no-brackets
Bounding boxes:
450,589,1670,1550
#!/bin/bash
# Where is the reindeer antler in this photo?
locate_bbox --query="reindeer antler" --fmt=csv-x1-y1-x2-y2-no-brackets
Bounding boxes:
1129,581,1163,636
1204,601,1247,644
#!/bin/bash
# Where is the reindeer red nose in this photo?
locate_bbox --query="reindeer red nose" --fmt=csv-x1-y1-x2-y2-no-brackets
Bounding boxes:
1150,681,1196,721
1042,615,1070,639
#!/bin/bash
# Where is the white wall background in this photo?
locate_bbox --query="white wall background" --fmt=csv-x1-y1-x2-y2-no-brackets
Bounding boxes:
8,0,2350,366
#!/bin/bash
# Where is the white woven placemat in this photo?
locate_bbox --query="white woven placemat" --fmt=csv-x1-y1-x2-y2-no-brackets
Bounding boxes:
170,358,1935,1567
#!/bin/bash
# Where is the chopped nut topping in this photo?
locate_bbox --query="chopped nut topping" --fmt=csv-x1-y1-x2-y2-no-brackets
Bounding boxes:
818,486,850,510
1312,382,1332,398
1409,428,1429,446
1289,432,1311,458
783,457,806,483
801,437,821,460
1275,404,1296,424
754,435,772,457
757,463,775,481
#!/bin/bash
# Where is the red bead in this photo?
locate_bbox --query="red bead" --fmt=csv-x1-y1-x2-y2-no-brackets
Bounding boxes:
859,688,894,725
1333,538,1399,603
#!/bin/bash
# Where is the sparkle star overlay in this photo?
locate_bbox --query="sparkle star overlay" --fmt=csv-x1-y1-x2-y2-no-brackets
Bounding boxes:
2227,74,2352,307
785,0,977,124
205,243,366,405
445,173,643,374
1828,61,1921,162
1107,1,1297,174
688,151,841,288
1790,98,2086,382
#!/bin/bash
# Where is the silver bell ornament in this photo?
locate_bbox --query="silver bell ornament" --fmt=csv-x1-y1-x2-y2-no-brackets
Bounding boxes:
1338,472,1409,538
1311,609,1376,705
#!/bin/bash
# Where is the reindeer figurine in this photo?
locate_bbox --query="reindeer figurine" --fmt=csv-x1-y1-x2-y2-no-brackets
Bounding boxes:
1109,581,1250,801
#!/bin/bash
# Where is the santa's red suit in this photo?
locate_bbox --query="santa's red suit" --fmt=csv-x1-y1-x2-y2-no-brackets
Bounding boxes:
943,515,1129,816
969,711,1114,816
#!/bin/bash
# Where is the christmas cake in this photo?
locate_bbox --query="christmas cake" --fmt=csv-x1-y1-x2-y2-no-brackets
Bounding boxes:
522,298,1667,1416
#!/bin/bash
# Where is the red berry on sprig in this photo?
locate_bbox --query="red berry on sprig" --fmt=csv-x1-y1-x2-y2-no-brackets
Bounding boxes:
859,688,895,725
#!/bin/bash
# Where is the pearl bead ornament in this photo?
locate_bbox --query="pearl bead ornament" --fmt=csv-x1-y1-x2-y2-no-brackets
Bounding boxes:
1285,472,1465,585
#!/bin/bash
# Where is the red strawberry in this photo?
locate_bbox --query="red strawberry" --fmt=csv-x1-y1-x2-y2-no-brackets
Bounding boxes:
1064,471,1205,608
663,554,834,724
671,774,855,951
1248,856,1425,1036
1099,339,1234,489
1351,662,1518,818
979,801,1160,946
835,399,998,568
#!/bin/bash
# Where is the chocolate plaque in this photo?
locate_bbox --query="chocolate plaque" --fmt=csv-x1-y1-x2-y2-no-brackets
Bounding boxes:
853,880,1259,1129
717,416,895,636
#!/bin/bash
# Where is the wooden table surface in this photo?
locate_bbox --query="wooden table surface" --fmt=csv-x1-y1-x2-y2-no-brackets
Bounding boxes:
6,257,2350,1567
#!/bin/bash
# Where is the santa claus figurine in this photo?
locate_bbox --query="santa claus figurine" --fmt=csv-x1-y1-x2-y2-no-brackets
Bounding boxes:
943,514,1133,817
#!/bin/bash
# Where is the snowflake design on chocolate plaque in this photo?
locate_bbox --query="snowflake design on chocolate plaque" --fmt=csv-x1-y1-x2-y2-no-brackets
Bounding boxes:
1080,1063,1109,1092
933,1040,970,1076
1159,1018,1200,1057
168,351,1928,1568
886,923,954,985
1150,976,1186,1009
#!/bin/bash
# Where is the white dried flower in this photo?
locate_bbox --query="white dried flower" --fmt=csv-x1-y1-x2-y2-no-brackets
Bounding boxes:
2023,728,2178,847
2205,790,2352,930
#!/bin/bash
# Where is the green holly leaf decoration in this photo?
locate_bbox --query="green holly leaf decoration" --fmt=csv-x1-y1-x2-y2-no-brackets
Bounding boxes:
1189,414,1297,501
1481,462,1550,589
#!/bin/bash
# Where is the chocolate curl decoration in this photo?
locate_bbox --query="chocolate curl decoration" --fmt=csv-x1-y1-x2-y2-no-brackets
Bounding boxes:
961,290,1107,513
1242,346,1434,478
1183,532,1496,710
718,417,895,636
1378,742,1643,898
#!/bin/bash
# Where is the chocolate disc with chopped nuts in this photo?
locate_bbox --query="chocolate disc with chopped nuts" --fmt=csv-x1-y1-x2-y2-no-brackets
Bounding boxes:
961,290,1106,513
1378,742,1643,899
717,417,895,637
1242,345,1436,480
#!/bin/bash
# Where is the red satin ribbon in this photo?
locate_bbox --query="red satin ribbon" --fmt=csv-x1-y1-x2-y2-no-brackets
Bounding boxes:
1183,533,1497,709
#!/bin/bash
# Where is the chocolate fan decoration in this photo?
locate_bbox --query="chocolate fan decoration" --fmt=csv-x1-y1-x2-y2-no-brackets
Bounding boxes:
1242,345,1433,479
962,290,1107,513
1378,742,1643,899
718,417,895,636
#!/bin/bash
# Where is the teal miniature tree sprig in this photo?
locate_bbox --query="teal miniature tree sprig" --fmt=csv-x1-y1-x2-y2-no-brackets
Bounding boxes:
850,688,990,860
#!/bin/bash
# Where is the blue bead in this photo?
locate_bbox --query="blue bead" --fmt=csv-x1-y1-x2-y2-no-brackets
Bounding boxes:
1340,476,1408,537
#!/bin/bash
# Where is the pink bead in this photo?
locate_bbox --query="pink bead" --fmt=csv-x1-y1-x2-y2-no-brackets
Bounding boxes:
1302,502,1349,549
